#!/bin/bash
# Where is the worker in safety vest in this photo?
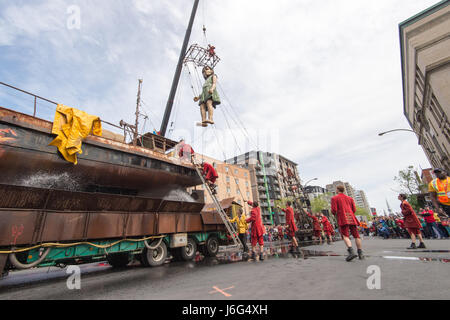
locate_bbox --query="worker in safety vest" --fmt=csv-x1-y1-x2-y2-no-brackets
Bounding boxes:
428,168,450,218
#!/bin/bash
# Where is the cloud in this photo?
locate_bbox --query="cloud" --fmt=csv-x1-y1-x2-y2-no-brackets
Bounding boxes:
0,0,438,212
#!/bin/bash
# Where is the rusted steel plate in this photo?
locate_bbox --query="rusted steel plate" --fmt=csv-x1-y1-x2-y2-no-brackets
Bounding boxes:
202,198,236,212
125,213,156,236
40,212,86,242
184,214,203,232
157,214,177,234
0,107,202,193
0,210,38,246
0,184,49,209
159,200,204,213
175,214,186,233
201,212,224,225
86,213,125,239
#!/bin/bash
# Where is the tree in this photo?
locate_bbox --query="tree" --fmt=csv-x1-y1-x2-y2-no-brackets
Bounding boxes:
355,206,372,221
311,195,330,213
394,165,427,211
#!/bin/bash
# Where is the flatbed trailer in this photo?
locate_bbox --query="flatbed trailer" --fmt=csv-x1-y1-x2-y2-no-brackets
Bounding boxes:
0,184,232,277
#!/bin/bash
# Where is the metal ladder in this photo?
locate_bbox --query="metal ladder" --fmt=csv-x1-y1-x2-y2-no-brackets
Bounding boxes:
193,162,242,249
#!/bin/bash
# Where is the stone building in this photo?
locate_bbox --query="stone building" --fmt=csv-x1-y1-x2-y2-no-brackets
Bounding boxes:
191,154,253,215
400,1,450,172
226,151,302,225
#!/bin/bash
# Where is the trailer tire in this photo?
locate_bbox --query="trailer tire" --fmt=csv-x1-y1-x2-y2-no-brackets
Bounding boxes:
179,238,197,261
204,236,219,257
141,241,168,267
106,253,131,268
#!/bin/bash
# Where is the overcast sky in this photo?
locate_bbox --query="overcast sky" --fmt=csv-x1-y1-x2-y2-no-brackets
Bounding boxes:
0,0,438,214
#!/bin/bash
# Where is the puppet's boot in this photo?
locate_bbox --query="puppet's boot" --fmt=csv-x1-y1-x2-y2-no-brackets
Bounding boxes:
357,249,365,260
200,106,208,127
346,248,358,262
206,105,214,125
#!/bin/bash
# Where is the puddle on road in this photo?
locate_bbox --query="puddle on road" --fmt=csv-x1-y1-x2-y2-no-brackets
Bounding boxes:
187,243,344,266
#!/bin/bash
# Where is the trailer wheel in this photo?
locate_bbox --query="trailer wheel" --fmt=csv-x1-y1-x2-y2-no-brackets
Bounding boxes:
179,238,197,261
106,253,131,268
204,236,219,257
141,241,168,267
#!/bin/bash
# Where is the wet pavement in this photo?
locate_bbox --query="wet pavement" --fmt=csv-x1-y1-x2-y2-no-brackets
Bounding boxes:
0,238,449,300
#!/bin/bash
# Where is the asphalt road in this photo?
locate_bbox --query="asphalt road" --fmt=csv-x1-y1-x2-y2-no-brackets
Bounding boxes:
0,238,449,300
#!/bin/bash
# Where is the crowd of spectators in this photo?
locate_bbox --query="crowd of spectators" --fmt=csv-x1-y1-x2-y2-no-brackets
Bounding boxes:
362,208,449,240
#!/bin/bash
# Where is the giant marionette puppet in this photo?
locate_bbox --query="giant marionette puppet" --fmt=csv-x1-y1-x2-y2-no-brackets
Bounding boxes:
194,66,221,127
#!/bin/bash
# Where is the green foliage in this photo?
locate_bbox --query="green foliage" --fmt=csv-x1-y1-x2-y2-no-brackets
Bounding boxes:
355,206,371,219
394,166,426,194
311,195,330,213
394,166,427,212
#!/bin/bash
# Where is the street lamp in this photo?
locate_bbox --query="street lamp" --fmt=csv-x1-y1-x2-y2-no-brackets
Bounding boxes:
378,128,436,154
378,129,416,136
303,178,318,188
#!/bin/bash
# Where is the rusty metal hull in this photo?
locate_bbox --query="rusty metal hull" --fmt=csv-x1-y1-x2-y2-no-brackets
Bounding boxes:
0,107,201,197
0,184,225,248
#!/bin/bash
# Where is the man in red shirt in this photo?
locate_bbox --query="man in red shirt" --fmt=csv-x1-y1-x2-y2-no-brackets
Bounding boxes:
307,211,323,245
246,201,265,261
201,162,218,195
419,206,441,239
177,140,195,162
320,213,334,244
278,201,299,254
331,185,364,261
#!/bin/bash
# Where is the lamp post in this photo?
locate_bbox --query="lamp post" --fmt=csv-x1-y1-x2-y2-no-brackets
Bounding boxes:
378,128,436,154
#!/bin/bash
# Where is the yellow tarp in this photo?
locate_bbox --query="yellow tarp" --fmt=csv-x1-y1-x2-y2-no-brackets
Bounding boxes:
49,104,102,165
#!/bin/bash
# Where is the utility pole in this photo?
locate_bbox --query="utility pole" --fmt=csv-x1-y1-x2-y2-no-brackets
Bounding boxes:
134,79,143,146
120,79,144,146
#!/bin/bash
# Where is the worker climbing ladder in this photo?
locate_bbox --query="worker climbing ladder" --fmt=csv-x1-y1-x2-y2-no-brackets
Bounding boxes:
192,161,243,250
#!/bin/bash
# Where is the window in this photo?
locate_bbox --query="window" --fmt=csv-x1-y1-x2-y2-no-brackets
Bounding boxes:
225,167,229,173
244,172,248,178
227,187,231,193
247,192,250,198
226,176,230,183
237,190,241,195
234,169,238,175
245,181,249,187
235,179,239,185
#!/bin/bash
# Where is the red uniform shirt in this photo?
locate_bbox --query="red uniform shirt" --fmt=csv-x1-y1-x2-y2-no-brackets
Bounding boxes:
282,206,298,233
421,210,436,223
202,163,218,183
321,216,333,232
178,143,194,158
307,212,322,231
246,202,264,238
331,193,359,227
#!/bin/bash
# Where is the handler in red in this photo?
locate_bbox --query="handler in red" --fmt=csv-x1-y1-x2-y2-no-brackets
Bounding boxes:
320,213,334,245
246,201,265,261
201,162,219,195
307,211,323,245
331,185,364,261
278,201,299,254
178,140,195,162
398,194,426,249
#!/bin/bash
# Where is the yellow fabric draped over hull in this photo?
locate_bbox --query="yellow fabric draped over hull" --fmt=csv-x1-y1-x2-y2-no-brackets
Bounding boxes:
49,104,102,165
